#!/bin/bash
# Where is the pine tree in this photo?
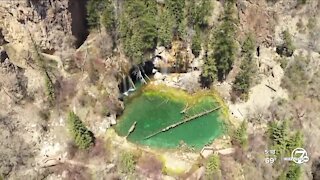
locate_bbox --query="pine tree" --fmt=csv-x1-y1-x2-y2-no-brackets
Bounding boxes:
205,154,220,178
212,1,237,81
200,49,217,88
101,0,116,33
158,9,174,48
268,120,290,154
232,35,256,100
166,0,185,38
67,111,95,149
287,131,303,152
233,120,248,147
286,164,301,180
86,0,105,28
120,0,157,63
191,27,202,57
276,30,295,57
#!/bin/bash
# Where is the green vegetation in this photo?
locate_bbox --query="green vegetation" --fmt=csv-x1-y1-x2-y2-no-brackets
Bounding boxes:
67,111,95,149
28,31,56,105
186,0,211,28
86,0,106,28
279,164,301,180
200,49,217,88
45,73,55,105
191,27,202,57
297,0,307,5
158,9,174,48
268,120,304,180
232,120,248,147
212,1,237,81
101,0,116,32
281,55,309,98
278,57,289,69
268,120,303,155
205,154,221,179
276,30,295,57
307,17,316,30
166,0,185,38
232,35,256,100
86,0,116,40
119,0,158,63
86,0,214,65
268,120,289,155
119,151,136,174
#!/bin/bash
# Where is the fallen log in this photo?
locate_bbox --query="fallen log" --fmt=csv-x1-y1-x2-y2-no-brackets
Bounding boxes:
144,106,221,140
265,84,277,92
180,103,191,114
126,121,137,138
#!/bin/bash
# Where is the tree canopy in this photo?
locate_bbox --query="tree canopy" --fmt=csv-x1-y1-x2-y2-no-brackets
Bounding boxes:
67,111,95,149
232,34,256,100
119,0,158,63
212,1,237,81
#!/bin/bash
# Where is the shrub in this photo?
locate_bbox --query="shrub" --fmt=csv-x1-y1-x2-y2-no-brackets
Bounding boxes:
205,154,221,179
278,57,288,69
67,111,95,149
119,151,136,174
232,120,248,147
276,30,295,57
281,55,309,97
297,0,307,6
279,164,301,180
38,109,50,121
307,17,316,30
45,73,55,105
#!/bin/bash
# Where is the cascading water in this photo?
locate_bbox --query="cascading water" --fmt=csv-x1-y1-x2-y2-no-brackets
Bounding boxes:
128,76,136,92
162,57,168,75
122,75,129,96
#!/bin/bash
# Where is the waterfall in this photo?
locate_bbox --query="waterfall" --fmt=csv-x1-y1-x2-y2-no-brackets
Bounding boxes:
140,65,151,81
161,57,168,75
133,65,147,84
122,75,129,96
128,76,136,92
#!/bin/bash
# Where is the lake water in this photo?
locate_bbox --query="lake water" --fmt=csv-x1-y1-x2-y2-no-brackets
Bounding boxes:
115,85,224,149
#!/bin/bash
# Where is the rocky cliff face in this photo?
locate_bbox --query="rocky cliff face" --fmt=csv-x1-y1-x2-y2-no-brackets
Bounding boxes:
0,1,126,179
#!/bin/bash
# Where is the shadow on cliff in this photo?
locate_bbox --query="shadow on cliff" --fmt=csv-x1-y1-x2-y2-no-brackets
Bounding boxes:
68,0,89,48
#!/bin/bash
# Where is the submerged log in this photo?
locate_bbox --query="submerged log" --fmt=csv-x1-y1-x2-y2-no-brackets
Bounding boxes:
144,106,221,140
126,121,137,138
180,103,190,114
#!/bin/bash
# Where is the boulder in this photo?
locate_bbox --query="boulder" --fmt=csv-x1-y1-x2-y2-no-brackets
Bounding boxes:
154,72,165,80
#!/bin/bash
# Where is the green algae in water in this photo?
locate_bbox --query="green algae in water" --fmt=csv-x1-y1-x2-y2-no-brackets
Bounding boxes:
115,89,224,149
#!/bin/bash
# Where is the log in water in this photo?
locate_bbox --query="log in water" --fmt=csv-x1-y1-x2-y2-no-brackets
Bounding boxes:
115,87,224,149
144,106,221,140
